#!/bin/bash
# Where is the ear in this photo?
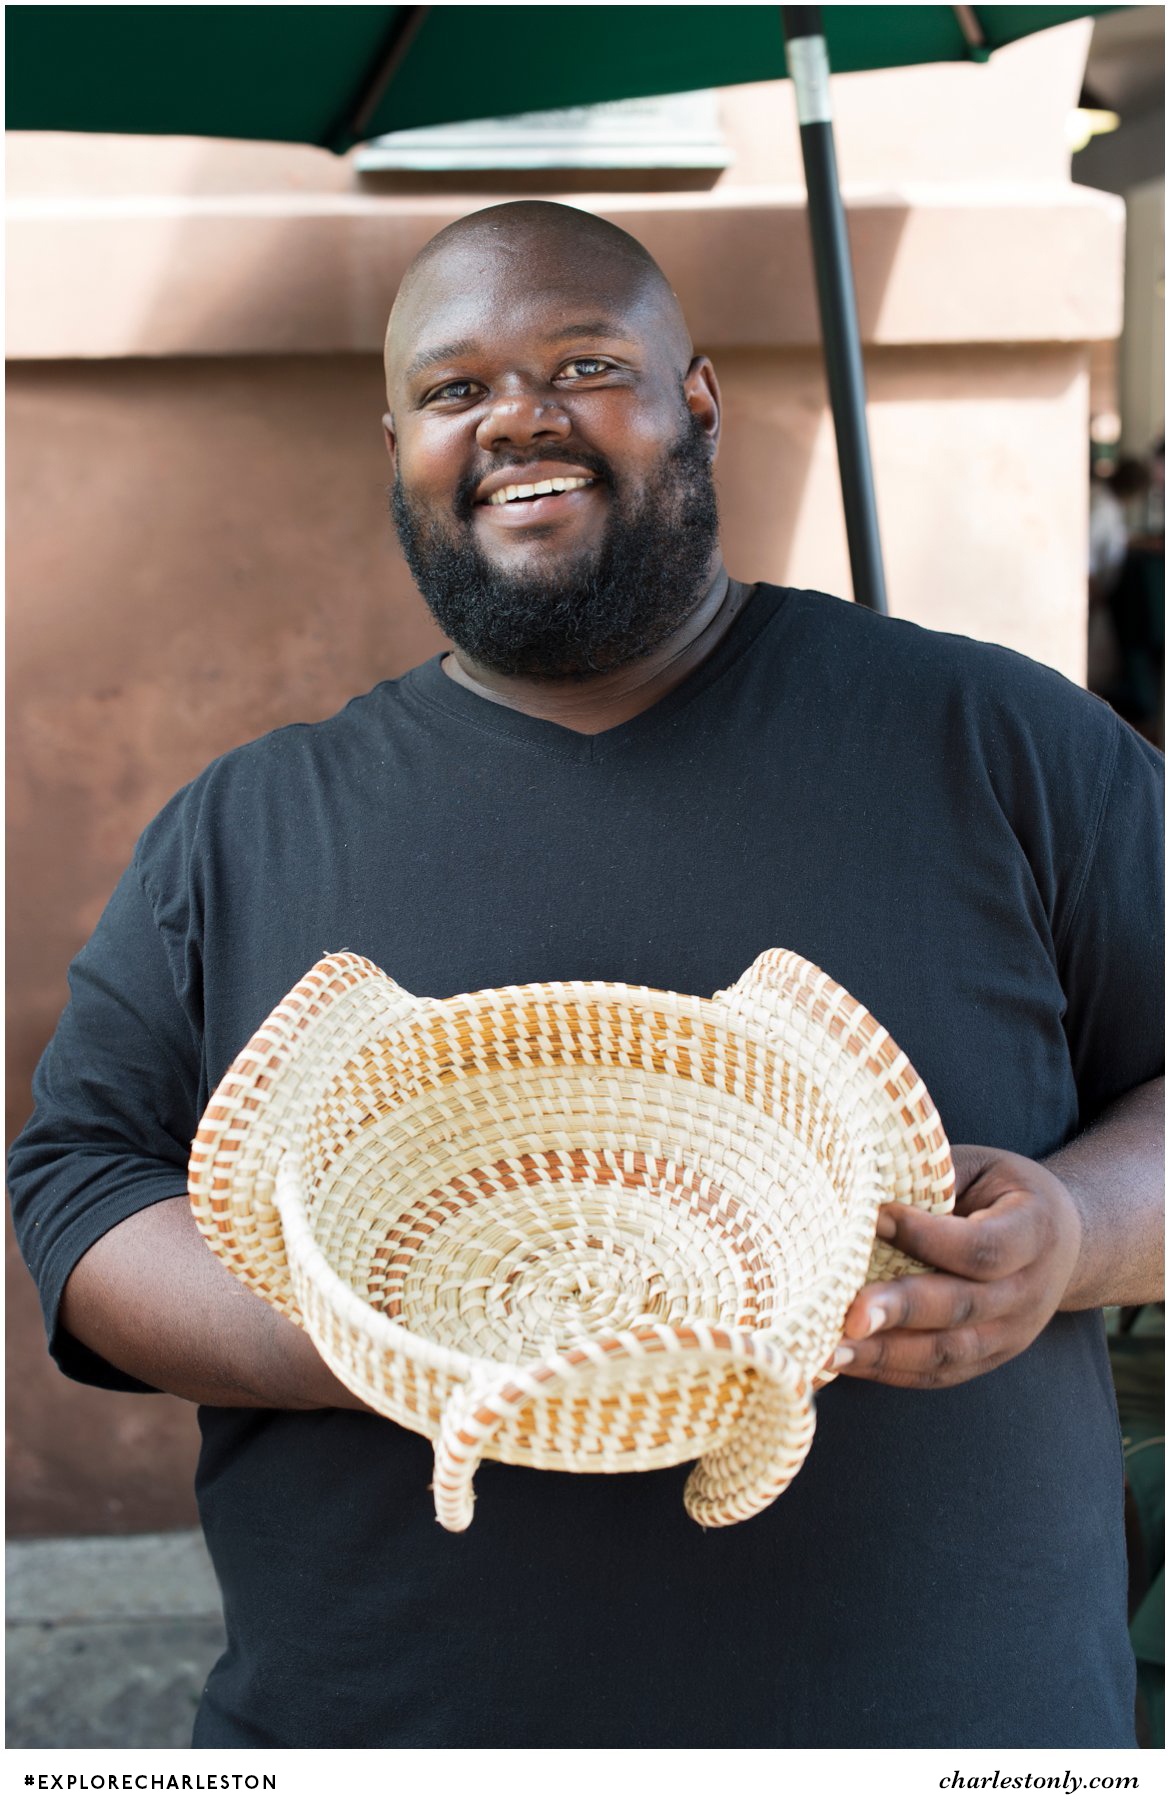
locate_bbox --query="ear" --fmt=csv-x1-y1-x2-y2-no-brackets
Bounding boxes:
683,355,721,457
382,412,398,475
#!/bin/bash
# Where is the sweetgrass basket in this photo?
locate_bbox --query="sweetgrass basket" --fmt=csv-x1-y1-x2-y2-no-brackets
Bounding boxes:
189,948,952,1531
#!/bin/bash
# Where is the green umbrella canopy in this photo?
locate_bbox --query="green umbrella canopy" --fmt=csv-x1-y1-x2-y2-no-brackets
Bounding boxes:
6,5,1120,154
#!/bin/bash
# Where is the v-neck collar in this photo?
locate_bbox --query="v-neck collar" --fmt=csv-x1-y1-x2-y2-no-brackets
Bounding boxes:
402,582,787,764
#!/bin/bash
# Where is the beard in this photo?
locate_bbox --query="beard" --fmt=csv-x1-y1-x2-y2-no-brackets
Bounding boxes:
390,407,720,679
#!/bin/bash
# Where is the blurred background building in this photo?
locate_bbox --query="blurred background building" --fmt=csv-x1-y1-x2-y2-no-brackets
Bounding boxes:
1072,8,1164,745
5,5,1164,1746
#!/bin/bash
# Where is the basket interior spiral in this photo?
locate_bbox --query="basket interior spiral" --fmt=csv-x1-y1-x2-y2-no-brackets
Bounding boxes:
294,986,885,1378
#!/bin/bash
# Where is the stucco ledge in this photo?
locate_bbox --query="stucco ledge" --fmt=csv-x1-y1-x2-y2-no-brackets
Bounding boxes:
5,183,1124,360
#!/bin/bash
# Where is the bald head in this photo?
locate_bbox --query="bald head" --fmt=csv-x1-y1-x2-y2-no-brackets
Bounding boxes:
384,201,692,395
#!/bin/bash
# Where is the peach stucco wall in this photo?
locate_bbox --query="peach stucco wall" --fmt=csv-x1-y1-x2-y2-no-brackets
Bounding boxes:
6,21,1123,1534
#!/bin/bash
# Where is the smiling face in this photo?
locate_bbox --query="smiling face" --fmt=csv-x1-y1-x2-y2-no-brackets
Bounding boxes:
382,205,723,678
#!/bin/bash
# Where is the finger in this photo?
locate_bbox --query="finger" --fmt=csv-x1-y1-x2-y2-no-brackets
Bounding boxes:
833,1324,1010,1388
840,1271,1025,1341
873,1191,1044,1281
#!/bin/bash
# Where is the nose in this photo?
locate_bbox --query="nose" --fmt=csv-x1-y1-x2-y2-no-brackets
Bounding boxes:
475,382,572,453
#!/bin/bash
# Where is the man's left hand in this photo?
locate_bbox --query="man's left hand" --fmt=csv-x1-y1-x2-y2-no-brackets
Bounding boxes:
833,1146,1084,1388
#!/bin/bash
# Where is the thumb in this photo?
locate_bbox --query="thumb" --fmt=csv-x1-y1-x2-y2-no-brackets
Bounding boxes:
949,1144,1003,1216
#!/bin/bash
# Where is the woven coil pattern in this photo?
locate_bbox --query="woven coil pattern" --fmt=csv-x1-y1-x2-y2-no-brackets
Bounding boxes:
189,949,953,1530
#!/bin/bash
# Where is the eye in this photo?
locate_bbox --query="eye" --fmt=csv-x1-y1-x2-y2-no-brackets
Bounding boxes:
425,379,481,404
557,357,614,380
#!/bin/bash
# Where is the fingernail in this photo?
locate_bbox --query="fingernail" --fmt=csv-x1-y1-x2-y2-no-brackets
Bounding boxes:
864,1305,887,1335
830,1345,855,1370
875,1209,896,1240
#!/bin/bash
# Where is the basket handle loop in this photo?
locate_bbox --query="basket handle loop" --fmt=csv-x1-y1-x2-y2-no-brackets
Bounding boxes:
714,947,819,1017
432,1367,539,1534
431,1326,815,1534
716,950,955,1283
190,953,429,1201
261,952,430,1049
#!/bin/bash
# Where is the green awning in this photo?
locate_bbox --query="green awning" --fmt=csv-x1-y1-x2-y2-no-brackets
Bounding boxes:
5,6,1121,155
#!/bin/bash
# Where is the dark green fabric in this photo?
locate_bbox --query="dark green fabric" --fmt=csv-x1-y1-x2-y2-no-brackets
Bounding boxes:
5,5,1123,152
1131,1566,1165,1664
1109,1308,1164,1748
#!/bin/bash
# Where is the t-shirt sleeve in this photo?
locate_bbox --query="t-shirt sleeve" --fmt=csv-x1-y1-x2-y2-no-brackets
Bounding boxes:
1056,712,1164,1126
7,855,203,1391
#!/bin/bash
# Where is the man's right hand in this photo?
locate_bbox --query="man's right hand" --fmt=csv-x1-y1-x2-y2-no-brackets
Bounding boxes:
60,1195,373,1412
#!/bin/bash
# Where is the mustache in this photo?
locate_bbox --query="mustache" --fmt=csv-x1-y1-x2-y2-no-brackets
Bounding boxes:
451,448,615,519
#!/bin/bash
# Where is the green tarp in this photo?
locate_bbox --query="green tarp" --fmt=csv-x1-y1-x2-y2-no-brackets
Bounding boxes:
5,5,1121,153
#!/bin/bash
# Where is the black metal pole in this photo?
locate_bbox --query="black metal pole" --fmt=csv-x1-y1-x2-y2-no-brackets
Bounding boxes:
779,7,888,614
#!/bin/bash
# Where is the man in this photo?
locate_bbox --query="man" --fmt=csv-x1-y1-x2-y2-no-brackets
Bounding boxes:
9,201,1164,1749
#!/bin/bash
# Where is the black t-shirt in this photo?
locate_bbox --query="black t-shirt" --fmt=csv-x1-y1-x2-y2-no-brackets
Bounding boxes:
9,585,1164,1748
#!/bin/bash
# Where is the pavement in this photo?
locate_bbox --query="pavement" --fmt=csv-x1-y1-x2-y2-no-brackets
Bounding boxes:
5,1531,226,1750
